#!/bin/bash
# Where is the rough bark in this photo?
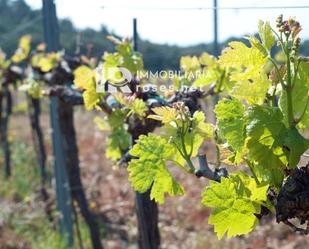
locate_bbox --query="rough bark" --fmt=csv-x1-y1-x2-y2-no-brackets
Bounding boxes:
131,131,160,249
27,95,48,199
135,191,160,249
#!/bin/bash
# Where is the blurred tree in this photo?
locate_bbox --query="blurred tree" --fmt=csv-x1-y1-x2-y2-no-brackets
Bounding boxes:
1,0,308,71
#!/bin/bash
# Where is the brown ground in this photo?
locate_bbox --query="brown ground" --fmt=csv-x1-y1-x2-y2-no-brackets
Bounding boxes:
4,98,309,249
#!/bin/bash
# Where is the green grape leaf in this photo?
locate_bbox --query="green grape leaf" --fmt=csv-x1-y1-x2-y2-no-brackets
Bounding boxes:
219,41,267,81
103,39,144,76
30,53,44,68
231,73,271,105
178,111,214,163
215,98,246,153
148,106,177,123
283,128,309,168
253,162,284,188
199,52,217,67
106,127,130,161
202,171,268,239
74,65,103,110
246,105,288,176
173,75,192,89
180,55,200,73
101,63,125,86
12,35,32,63
128,134,184,204
192,52,226,87
118,48,143,74
82,88,101,110
193,68,220,87
245,36,267,56
19,80,42,99
279,61,309,129
192,111,214,139
247,105,308,175
108,109,126,127
103,52,119,67
258,20,275,51
127,98,148,118
219,41,270,105
74,65,96,90
94,112,130,161
34,52,60,72
0,49,10,69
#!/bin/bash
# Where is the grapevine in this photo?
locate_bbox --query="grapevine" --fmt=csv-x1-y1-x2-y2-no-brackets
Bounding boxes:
110,16,308,239
0,13,308,248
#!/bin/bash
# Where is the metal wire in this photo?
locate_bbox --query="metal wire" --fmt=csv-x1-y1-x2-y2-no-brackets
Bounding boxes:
101,5,309,11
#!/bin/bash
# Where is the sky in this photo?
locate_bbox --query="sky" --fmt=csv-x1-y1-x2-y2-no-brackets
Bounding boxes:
25,0,309,46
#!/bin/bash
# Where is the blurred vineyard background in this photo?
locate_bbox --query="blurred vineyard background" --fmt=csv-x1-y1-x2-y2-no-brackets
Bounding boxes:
1,0,309,71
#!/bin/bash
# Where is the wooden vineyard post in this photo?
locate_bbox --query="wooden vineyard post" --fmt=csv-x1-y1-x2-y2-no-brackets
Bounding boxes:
0,85,12,177
41,0,74,246
41,1,104,246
